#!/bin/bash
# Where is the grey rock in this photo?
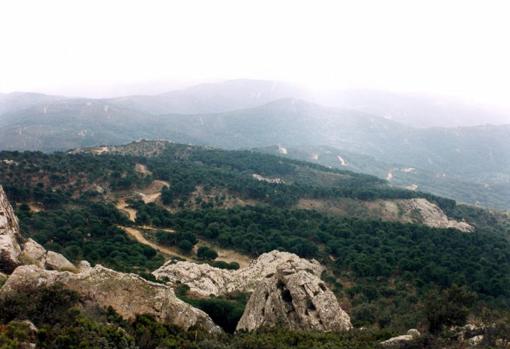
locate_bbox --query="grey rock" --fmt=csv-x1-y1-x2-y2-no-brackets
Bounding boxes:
0,264,221,333
20,238,78,272
153,250,324,297
380,329,421,347
236,260,352,332
45,251,77,272
0,186,23,273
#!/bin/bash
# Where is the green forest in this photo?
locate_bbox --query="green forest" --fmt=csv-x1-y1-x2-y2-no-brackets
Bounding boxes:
1,141,510,348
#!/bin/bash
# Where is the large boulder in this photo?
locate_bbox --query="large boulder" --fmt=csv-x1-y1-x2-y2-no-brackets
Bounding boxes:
236,260,352,332
0,264,221,333
0,186,23,273
153,250,324,297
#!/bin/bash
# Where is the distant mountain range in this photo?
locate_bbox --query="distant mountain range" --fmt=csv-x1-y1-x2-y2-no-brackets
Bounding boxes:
1,79,509,209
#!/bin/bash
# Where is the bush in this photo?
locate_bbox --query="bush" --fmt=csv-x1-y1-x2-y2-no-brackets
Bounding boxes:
425,285,476,334
197,246,218,260
177,240,193,253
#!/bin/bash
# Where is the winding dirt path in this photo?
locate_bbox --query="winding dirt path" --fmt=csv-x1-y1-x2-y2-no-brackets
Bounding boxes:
120,226,189,259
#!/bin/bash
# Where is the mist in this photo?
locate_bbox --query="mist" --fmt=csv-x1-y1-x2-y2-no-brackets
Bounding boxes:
1,0,510,111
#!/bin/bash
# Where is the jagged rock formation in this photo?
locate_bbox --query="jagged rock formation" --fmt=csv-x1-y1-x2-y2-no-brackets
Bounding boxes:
0,186,23,273
153,250,324,297
154,251,352,332
0,186,76,273
236,259,352,332
0,264,221,333
380,329,421,347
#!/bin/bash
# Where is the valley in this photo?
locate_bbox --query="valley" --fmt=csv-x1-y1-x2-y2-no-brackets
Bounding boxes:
1,82,509,210
1,83,510,348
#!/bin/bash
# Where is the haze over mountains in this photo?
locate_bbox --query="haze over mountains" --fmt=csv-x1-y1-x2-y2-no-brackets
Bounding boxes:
1,79,509,209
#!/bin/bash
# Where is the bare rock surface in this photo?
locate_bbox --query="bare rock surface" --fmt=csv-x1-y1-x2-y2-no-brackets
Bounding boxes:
45,251,77,271
0,186,23,273
19,238,47,267
20,238,77,272
236,259,352,332
153,250,324,297
0,264,221,333
397,198,473,232
380,329,421,347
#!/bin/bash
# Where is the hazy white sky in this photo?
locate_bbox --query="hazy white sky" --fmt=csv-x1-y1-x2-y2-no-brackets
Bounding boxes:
1,0,510,105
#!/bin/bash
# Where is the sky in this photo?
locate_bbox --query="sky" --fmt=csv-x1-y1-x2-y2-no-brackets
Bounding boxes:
1,0,510,106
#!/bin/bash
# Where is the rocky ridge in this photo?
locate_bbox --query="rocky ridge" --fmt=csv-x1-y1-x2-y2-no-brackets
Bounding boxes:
154,250,353,332
0,264,221,333
152,250,324,297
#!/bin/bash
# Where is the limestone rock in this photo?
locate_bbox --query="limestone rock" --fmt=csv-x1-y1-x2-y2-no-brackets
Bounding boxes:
20,238,77,272
0,186,23,273
236,260,352,332
45,251,77,272
19,238,47,267
0,264,221,333
397,198,473,232
78,260,92,272
153,250,324,297
380,329,421,348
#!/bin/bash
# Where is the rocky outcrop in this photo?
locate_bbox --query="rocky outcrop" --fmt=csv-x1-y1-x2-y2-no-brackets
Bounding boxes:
45,251,77,271
19,238,77,272
0,186,78,273
397,199,473,232
380,329,421,348
0,264,221,333
153,250,352,333
236,259,352,332
153,250,324,297
0,186,23,273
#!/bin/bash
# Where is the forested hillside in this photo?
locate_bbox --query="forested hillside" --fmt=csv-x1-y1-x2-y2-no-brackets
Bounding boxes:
1,141,510,345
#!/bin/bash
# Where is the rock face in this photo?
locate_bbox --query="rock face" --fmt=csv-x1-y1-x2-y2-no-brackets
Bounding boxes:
0,186,77,273
0,264,221,333
153,250,324,297
397,199,473,232
0,186,23,273
236,259,352,332
380,329,421,348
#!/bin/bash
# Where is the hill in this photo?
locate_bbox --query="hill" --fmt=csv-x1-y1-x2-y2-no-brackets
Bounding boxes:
0,84,509,210
1,140,510,346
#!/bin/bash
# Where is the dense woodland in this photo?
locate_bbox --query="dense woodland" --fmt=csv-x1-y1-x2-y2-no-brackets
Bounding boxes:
1,142,510,347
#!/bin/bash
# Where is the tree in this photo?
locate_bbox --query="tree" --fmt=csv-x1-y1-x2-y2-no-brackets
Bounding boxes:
177,240,193,253
197,246,218,260
425,285,476,334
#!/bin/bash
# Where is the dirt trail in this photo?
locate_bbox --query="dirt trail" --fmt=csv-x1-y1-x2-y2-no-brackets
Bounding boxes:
120,225,251,268
120,226,189,259
116,199,137,222
138,180,169,204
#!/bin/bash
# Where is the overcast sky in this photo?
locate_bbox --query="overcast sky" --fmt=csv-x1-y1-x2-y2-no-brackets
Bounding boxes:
1,0,509,106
